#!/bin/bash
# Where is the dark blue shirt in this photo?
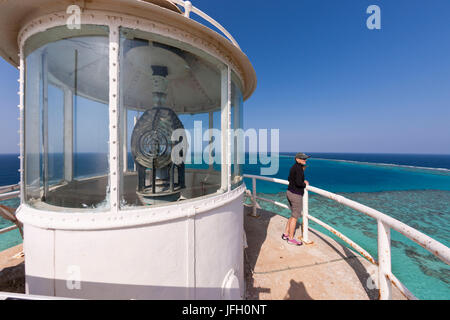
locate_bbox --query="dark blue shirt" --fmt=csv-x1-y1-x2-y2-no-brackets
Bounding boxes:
288,162,306,195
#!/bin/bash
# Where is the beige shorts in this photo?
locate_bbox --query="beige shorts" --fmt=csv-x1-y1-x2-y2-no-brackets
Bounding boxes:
286,190,303,219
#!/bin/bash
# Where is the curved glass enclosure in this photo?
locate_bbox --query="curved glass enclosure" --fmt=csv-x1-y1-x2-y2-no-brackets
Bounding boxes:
24,25,110,209
118,27,237,208
22,24,245,211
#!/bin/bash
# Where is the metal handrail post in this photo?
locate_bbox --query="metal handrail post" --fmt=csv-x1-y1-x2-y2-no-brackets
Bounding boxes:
251,177,257,217
184,1,192,18
378,220,392,299
302,189,310,243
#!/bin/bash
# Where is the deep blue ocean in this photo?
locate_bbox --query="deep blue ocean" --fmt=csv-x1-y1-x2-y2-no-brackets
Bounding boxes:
1,152,449,299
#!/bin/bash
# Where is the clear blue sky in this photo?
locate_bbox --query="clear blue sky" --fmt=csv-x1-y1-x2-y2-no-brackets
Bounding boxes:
0,0,449,154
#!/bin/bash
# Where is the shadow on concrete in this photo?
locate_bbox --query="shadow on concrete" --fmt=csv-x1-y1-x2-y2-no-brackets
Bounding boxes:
308,228,379,300
0,262,25,293
243,205,272,300
244,205,311,300
22,275,242,300
284,280,314,300
244,205,378,300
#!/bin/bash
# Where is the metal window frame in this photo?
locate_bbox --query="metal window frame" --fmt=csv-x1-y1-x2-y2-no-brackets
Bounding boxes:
18,10,239,211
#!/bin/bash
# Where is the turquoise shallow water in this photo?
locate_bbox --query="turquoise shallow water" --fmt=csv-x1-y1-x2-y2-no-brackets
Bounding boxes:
0,197,21,252
244,155,450,300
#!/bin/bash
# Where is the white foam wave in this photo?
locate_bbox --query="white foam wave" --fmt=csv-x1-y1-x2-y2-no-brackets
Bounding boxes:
312,158,450,172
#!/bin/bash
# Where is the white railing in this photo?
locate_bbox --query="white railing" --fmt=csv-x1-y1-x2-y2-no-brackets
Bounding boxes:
244,174,450,300
0,184,20,202
0,291,79,300
0,225,18,235
0,184,21,236
137,0,241,49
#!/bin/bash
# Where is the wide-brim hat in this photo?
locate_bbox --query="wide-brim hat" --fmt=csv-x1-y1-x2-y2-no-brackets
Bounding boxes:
295,152,310,160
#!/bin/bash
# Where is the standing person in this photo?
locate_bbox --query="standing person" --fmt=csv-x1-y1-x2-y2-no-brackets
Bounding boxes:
283,152,310,246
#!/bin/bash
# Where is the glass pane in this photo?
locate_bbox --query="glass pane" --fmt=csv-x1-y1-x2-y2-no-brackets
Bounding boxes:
119,27,227,209
231,74,244,190
47,85,64,185
24,25,110,209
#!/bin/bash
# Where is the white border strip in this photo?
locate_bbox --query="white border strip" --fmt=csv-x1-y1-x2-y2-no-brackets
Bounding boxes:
15,184,245,230
109,24,120,212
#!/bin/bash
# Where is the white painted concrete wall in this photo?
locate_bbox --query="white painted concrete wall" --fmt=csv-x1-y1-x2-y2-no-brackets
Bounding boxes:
21,190,245,300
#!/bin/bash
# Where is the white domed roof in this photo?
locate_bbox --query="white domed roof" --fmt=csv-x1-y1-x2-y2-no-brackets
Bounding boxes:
0,0,257,100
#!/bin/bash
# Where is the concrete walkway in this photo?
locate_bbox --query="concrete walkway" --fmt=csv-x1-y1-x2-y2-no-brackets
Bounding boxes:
0,244,24,293
244,206,406,300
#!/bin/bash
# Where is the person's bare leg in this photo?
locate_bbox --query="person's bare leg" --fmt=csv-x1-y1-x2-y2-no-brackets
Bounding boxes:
284,218,290,235
288,217,297,239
